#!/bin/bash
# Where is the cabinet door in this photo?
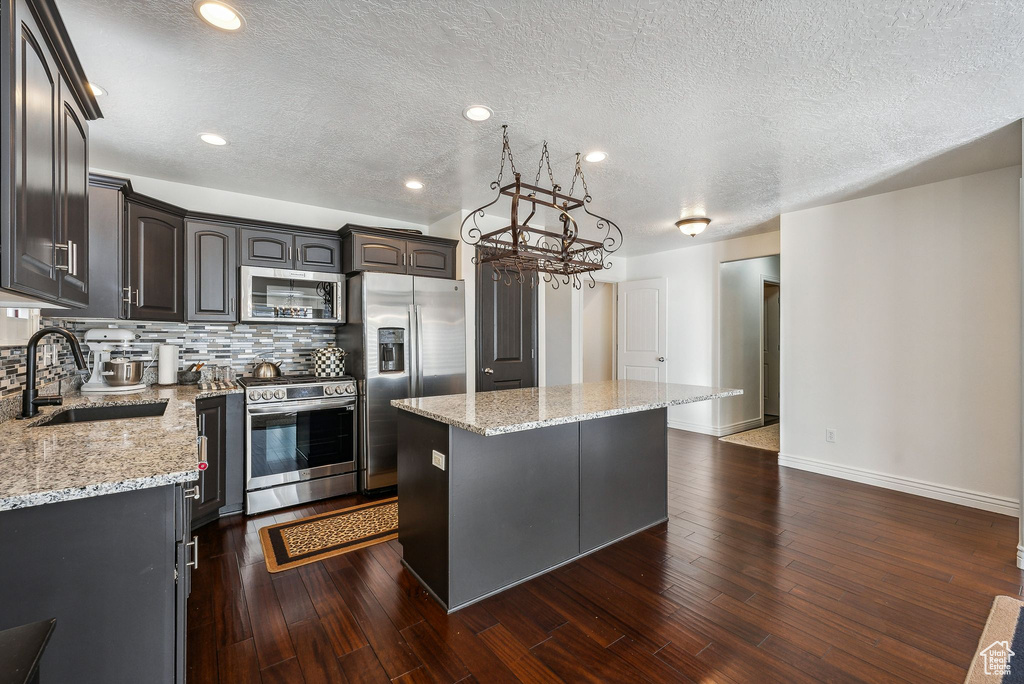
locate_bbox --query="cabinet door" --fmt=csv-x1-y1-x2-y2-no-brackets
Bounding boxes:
57,78,89,306
186,222,237,321
294,234,340,273
347,233,406,274
192,397,226,527
125,201,184,321
407,239,456,279
240,228,292,268
6,0,61,300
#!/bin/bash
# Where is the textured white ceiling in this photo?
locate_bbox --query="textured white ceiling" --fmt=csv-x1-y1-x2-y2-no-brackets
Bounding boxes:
59,0,1024,256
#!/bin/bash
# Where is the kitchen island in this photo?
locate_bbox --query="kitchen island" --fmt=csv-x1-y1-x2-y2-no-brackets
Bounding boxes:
392,380,741,612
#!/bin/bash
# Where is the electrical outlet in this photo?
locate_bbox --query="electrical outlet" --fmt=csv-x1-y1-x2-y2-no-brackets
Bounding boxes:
825,428,837,443
431,450,446,471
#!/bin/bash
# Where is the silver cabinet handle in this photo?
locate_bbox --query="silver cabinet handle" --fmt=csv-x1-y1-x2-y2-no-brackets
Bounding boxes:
197,435,208,464
186,536,199,570
483,367,494,375
403,253,407,267
230,296,234,313
287,245,292,262
184,481,201,500
70,240,78,277
122,287,139,305
658,357,665,362
54,243,71,271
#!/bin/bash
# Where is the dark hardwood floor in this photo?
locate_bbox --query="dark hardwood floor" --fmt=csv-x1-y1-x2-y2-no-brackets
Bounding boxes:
187,429,1021,683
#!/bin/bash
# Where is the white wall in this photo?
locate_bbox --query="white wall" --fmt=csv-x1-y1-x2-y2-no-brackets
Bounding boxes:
780,165,1022,515
627,231,781,434
92,168,427,232
719,255,781,431
545,285,573,386
583,282,615,382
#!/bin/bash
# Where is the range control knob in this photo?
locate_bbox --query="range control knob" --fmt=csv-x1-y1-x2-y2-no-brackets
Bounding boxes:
324,385,334,395
248,390,260,401
262,390,273,400
344,385,355,394
274,389,286,400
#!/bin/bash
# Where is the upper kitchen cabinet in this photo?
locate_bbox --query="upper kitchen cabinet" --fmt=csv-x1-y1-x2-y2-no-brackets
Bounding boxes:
341,225,457,279
1,0,102,307
240,227,341,272
186,220,237,322
124,197,185,321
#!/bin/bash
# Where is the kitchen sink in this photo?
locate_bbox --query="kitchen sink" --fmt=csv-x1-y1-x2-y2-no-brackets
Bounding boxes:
34,401,168,426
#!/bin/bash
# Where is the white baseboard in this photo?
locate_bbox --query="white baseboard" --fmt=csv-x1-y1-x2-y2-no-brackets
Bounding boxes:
668,417,763,438
778,452,1020,517
1017,544,1024,570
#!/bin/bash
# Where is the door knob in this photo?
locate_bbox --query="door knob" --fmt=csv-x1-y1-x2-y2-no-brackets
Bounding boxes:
483,368,494,375
657,357,665,362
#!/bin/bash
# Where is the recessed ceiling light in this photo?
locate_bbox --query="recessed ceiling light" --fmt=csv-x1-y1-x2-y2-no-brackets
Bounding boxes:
584,151,607,163
199,133,228,146
88,82,105,97
462,105,493,122
405,180,424,190
676,217,711,237
194,0,244,31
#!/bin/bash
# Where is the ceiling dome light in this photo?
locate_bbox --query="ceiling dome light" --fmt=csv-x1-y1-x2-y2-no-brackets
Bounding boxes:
583,151,607,163
405,180,424,190
676,217,711,237
199,133,227,146
462,105,493,122
194,1,244,31
88,82,106,97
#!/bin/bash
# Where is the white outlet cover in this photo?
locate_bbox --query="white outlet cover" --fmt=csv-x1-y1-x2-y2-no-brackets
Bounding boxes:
431,450,446,471
825,428,837,443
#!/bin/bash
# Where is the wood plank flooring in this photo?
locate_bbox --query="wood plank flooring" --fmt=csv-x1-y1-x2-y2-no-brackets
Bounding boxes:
187,429,1023,683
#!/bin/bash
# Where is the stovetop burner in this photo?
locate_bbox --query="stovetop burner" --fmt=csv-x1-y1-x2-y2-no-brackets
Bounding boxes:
238,374,352,388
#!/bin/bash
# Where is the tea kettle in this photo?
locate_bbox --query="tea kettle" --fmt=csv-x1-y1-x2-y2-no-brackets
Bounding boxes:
252,359,282,378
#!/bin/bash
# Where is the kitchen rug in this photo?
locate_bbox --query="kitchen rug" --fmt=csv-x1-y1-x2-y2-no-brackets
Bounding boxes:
965,595,1024,683
259,498,398,573
718,423,779,453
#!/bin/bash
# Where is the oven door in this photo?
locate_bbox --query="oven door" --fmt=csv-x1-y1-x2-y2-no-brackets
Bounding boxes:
246,398,357,491
240,265,345,324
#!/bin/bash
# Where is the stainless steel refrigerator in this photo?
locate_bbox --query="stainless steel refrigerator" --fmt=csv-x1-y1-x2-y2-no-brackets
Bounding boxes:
337,272,466,492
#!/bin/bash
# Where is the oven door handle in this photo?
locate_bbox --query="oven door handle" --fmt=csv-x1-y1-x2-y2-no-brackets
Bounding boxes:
247,400,356,415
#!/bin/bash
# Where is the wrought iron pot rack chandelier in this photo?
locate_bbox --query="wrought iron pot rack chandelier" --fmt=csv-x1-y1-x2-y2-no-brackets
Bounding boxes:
460,126,623,289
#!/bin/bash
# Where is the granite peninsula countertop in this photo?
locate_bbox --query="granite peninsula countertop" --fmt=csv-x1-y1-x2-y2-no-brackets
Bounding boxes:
392,380,742,436
0,384,242,511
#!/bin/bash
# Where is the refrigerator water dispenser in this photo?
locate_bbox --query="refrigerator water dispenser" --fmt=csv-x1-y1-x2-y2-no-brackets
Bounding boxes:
378,328,405,372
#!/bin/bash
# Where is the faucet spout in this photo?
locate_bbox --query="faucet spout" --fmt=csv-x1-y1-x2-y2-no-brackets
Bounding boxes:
21,326,88,419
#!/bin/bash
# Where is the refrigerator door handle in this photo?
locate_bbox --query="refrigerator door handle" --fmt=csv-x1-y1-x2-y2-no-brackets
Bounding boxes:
416,304,424,396
408,303,418,397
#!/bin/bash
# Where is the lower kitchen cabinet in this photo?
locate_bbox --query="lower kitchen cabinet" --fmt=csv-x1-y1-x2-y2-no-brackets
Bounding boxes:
0,484,195,683
191,394,244,529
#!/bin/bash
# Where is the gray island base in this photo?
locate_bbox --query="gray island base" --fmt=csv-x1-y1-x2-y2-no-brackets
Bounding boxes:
393,380,741,612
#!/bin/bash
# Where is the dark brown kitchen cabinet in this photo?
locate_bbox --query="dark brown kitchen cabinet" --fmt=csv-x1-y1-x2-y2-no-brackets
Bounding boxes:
240,227,291,268
124,199,185,321
186,221,237,322
407,238,456,278
192,396,227,529
294,233,341,272
1,0,101,306
341,225,458,279
241,227,340,272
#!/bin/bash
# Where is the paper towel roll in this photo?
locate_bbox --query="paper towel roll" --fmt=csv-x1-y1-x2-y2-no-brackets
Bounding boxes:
158,344,179,385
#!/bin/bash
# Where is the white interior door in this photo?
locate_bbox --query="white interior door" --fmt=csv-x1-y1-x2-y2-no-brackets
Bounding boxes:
616,278,667,382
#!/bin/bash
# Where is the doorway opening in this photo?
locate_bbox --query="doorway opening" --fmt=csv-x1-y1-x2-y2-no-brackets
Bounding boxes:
582,282,615,382
762,278,780,426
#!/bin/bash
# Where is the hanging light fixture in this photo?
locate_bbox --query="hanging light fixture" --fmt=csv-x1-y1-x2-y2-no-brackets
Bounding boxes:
461,126,623,289
676,216,711,237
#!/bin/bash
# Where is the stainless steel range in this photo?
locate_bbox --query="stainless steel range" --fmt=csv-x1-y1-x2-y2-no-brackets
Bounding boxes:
240,374,358,514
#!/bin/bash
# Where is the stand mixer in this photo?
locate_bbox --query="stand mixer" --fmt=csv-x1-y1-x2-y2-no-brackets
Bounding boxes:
80,328,148,393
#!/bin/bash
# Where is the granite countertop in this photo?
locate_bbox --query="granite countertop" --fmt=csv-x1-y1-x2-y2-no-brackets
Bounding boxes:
392,380,742,436
0,384,242,511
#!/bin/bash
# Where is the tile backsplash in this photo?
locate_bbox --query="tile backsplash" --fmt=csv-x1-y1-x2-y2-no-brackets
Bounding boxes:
0,319,341,401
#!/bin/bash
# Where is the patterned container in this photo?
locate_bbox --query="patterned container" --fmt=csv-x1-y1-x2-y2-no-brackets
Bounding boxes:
312,342,346,378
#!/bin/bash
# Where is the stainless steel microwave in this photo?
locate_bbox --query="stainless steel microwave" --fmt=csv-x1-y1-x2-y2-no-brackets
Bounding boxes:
240,266,345,324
